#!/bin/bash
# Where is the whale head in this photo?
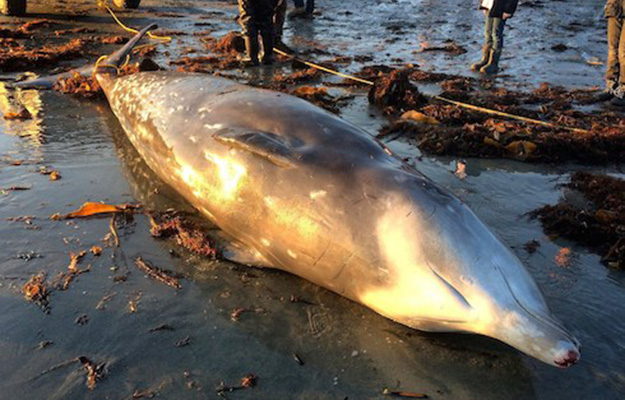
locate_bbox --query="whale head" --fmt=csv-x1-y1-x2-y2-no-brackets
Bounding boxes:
357,169,580,367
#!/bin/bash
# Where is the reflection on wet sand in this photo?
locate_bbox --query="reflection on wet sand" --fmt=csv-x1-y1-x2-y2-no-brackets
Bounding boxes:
0,82,45,148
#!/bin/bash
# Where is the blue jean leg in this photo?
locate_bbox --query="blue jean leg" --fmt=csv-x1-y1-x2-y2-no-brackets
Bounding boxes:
488,17,506,51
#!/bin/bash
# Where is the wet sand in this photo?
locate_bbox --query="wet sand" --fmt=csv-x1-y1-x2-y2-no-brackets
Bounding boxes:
1,1,625,399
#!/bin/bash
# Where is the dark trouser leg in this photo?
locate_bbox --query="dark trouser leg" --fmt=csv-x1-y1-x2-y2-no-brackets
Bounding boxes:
606,17,622,88
274,0,286,42
305,0,314,14
257,0,276,64
260,20,275,64
472,17,493,71
238,0,260,65
480,17,505,74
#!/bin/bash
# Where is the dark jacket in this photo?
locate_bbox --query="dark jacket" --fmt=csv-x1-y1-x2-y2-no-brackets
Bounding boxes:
605,0,625,18
479,0,519,18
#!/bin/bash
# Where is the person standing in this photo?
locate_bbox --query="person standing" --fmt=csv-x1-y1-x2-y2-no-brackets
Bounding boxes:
238,0,278,65
471,0,518,74
605,0,625,107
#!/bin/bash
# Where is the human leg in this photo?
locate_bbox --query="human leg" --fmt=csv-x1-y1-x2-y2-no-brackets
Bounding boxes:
480,17,505,74
472,17,493,71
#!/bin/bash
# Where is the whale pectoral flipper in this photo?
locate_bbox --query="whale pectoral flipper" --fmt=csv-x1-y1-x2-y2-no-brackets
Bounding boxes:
220,239,273,268
212,129,297,168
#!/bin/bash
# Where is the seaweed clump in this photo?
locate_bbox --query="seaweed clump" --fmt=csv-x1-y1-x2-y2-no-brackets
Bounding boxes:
367,68,428,115
149,213,219,258
530,172,625,269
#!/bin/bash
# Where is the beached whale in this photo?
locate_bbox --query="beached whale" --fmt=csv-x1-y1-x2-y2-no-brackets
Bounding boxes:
47,25,582,367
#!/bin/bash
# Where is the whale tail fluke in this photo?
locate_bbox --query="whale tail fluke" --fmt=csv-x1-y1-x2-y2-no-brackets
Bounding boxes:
13,23,158,90
96,23,158,75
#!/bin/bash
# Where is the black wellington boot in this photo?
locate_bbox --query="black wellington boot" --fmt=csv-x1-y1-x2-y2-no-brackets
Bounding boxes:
471,45,491,72
597,79,617,102
261,32,275,65
610,85,625,108
480,49,501,75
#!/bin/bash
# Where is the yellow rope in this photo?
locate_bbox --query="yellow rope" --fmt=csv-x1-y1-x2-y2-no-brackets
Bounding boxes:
93,54,119,75
105,6,171,42
273,48,375,86
433,96,591,134
273,49,591,134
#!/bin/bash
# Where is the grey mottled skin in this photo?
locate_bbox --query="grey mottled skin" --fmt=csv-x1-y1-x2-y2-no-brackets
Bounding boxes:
95,68,580,367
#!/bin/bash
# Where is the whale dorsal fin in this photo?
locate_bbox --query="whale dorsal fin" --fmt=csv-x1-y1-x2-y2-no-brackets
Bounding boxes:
212,129,297,168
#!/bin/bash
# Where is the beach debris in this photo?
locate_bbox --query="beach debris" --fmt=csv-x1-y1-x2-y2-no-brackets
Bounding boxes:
523,239,541,254
291,86,342,113
229,306,266,322
55,72,104,99
101,35,128,44
90,246,103,256
274,67,321,84
453,159,467,180
78,356,107,390
75,314,90,325
133,257,182,289
57,250,89,290
149,213,218,258
58,201,139,219
174,335,191,347
16,250,42,261
292,353,304,366
383,388,428,398
368,68,428,115
289,294,316,305
400,110,439,124
205,31,245,54
3,107,32,120
216,374,257,397
128,291,142,313
420,40,466,55
108,215,121,248
2,185,32,195
22,273,50,310
37,340,53,349
39,167,61,181
96,292,117,310
531,172,625,269
68,250,87,272
555,248,572,268
131,388,157,399
149,323,175,332
0,39,87,72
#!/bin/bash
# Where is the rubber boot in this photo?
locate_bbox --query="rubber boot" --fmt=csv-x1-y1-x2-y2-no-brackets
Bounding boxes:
471,46,491,71
480,49,501,74
261,31,275,65
243,35,260,66
597,79,617,102
610,85,625,107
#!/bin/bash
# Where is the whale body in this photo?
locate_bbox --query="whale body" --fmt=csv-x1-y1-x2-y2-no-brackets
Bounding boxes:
92,27,580,367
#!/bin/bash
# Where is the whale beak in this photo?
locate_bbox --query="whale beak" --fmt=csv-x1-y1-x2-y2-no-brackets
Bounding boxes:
553,341,581,368
486,307,581,368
